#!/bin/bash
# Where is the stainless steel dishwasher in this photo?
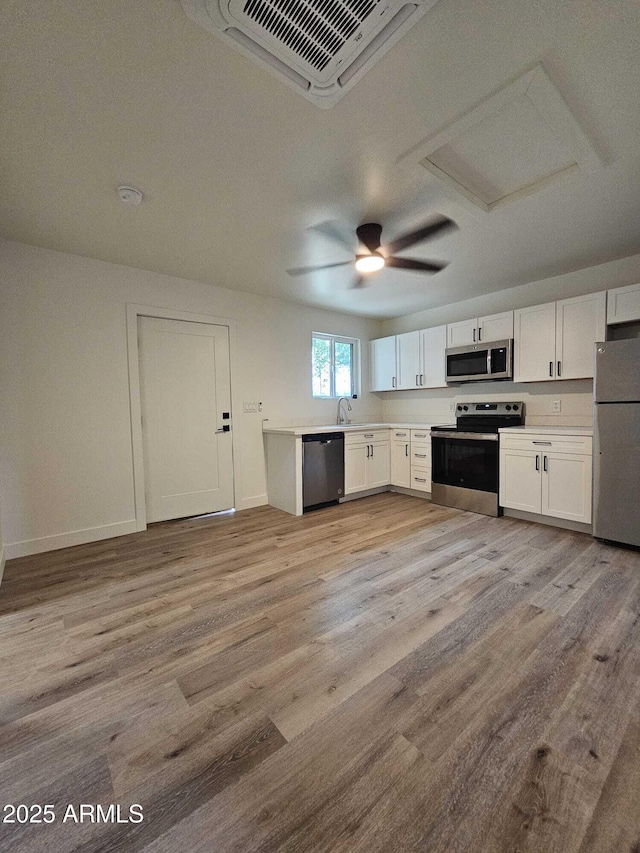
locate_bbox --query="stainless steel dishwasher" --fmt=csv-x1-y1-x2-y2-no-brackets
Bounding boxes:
302,432,344,511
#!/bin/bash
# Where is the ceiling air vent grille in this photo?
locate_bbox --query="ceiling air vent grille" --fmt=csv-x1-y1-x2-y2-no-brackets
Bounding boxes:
181,0,440,107
243,0,377,72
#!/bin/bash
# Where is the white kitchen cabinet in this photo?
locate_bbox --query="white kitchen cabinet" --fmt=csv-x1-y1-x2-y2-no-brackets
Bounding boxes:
477,311,514,343
344,444,369,494
541,452,592,523
514,293,606,382
345,439,390,494
390,438,411,487
514,302,557,382
369,440,391,488
555,292,606,380
370,336,397,391
500,433,592,524
419,325,447,388
607,282,640,325
447,318,478,348
447,312,513,348
499,449,542,513
396,331,421,389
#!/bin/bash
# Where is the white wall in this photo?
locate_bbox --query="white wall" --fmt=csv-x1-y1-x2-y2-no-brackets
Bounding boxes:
0,238,383,558
378,254,640,428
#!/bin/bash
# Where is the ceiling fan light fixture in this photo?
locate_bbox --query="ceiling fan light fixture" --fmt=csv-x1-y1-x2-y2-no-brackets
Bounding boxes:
355,254,385,273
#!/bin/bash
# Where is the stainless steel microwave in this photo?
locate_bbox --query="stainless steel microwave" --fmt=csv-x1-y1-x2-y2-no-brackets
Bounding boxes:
445,339,513,383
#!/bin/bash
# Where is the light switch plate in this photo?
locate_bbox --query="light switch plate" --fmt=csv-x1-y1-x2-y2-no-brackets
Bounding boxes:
552,400,561,413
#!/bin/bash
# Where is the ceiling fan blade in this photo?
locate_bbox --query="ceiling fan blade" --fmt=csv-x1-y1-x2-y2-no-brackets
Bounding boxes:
384,217,457,255
356,223,383,254
286,260,354,276
308,221,355,253
350,275,366,289
386,257,447,273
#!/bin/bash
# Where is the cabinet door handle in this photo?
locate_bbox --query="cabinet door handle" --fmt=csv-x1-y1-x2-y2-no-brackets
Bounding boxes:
416,374,419,386
415,453,427,458
366,445,370,458
473,328,476,342
532,441,552,445
543,455,548,472
557,361,561,377
371,444,374,458
364,434,374,438
549,361,553,377
392,376,396,388
396,432,407,437
420,373,424,385
535,454,540,472
478,327,482,342
414,477,427,483
405,444,408,457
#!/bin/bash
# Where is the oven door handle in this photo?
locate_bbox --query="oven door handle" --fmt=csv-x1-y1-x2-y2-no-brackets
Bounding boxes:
430,430,499,441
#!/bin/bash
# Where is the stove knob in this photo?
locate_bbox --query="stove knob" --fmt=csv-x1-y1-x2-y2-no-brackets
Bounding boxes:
513,404,519,411
463,405,468,411
457,405,462,411
505,404,512,411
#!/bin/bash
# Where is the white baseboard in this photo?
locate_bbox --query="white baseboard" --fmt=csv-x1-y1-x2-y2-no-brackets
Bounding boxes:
236,494,268,511
4,519,139,560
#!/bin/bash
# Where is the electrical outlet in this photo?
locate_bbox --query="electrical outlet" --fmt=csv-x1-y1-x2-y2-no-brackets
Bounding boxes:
552,400,561,413
449,402,456,413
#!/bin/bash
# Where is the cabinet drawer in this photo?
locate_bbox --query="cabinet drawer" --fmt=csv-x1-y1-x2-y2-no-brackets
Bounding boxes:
410,429,431,441
391,429,410,439
411,445,432,466
500,434,592,456
410,466,431,492
344,429,390,445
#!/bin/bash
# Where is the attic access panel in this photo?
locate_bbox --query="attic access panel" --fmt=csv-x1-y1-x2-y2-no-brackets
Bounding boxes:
399,65,602,212
182,0,440,108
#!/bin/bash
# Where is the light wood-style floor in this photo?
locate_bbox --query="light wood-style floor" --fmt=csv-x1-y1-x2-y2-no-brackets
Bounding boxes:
1,493,640,852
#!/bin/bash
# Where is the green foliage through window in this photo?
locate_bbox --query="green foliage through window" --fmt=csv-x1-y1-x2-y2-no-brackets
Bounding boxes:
312,334,358,398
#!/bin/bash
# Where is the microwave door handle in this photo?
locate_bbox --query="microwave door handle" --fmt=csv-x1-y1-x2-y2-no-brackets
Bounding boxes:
486,347,491,375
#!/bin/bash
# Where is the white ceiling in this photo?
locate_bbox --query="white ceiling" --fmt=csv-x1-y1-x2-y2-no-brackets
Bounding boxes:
0,0,639,319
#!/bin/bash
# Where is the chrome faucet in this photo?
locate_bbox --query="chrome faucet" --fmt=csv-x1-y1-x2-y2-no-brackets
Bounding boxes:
336,397,352,425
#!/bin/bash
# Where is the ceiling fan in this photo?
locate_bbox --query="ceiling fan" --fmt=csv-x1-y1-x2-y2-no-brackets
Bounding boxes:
287,216,458,288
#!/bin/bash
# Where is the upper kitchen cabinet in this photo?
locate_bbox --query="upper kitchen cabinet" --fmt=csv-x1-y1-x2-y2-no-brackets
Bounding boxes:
370,335,397,391
447,318,477,348
514,302,557,382
477,311,514,343
370,325,447,390
514,292,606,382
396,331,421,389
420,325,447,388
607,282,640,325
447,312,513,347
555,292,606,379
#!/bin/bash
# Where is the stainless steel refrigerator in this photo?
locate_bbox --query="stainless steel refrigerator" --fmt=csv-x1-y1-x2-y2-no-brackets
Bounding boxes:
593,338,640,547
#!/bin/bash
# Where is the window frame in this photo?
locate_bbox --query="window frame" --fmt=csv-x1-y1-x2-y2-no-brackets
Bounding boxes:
311,332,360,399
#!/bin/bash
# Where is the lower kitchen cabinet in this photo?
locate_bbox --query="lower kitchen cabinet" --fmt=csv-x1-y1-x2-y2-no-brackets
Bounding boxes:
500,436,592,524
345,440,390,494
541,452,592,522
390,439,411,488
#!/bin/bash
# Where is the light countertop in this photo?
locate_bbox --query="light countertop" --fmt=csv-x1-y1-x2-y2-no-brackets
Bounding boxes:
262,422,441,436
499,425,593,436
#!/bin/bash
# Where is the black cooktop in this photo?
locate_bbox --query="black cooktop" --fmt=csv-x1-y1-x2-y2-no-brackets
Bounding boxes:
431,401,524,434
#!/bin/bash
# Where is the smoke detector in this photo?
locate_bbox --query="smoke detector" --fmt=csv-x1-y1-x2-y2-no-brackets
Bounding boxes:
117,186,144,206
181,0,440,108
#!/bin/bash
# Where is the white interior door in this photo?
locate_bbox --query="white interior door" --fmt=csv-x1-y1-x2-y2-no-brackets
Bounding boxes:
138,317,234,522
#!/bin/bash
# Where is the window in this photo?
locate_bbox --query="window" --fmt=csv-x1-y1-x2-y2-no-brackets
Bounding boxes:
312,333,359,398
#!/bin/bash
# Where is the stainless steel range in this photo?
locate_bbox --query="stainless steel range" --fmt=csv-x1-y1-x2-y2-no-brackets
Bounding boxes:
430,401,524,517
